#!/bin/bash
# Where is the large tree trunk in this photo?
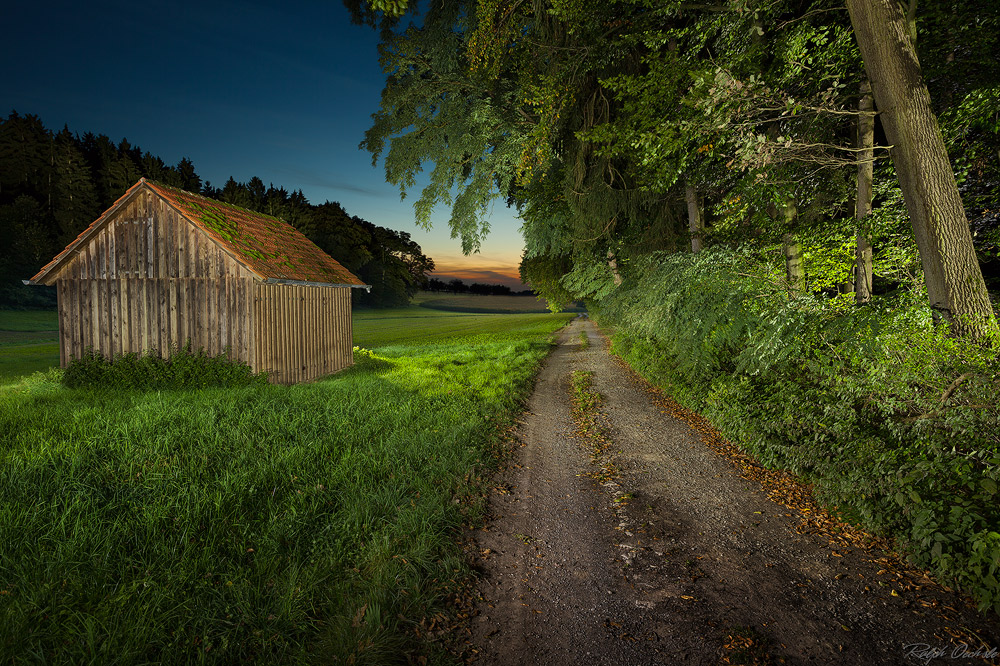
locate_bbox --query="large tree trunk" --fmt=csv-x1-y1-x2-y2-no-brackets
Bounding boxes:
685,180,704,254
855,78,874,305
846,0,996,336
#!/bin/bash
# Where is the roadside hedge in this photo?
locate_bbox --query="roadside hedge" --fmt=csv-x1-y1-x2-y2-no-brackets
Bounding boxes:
591,248,1000,612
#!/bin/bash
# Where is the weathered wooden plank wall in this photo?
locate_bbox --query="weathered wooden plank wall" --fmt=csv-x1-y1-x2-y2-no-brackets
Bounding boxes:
52,188,355,383
57,277,256,364
253,283,353,384
54,190,256,365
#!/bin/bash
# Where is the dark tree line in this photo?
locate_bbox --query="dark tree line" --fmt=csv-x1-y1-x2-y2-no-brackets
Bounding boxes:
0,112,433,308
425,278,522,295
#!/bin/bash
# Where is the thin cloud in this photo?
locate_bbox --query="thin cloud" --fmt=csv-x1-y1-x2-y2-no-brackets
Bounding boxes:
322,182,386,197
273,167,387,198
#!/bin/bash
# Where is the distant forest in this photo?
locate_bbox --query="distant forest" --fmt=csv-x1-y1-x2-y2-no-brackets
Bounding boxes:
425,278,532,296
0,112,434,308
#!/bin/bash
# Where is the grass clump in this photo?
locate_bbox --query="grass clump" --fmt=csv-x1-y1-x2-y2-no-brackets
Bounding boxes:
62,346,268,390
0,309,572,664
593,248,1000,612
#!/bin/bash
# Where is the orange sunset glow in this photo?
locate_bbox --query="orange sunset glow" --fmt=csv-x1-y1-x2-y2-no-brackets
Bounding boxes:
429,253,528,290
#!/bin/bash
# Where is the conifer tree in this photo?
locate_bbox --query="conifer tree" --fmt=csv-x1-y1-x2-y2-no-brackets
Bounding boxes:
0,112,52,204
53,127,98,243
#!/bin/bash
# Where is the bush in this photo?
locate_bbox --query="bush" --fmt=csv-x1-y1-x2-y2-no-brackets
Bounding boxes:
594,248,1000,611
62,345,268,390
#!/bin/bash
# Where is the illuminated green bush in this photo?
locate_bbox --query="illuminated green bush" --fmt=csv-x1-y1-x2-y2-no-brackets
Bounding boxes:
595,248,1000,611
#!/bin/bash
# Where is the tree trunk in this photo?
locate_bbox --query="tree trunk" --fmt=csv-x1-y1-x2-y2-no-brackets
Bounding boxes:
781,199,805,297
846,0,996,336
783,235,805,297
607,249,622,286
855,78,875,305
685,180,704,254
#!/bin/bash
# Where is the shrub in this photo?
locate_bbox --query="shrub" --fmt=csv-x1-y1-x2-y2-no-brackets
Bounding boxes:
62,345,268,390
594,248,1000,611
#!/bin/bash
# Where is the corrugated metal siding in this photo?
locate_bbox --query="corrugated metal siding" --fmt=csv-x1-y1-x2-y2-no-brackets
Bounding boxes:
253,283,353,384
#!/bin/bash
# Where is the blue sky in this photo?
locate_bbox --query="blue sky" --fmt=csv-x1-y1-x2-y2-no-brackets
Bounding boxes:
1,0,527,287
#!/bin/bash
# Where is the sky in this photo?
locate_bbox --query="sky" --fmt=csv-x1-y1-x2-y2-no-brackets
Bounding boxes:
1,0,529,289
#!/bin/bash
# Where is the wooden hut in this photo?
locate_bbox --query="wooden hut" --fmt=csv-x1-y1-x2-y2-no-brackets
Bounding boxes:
27,178,369,384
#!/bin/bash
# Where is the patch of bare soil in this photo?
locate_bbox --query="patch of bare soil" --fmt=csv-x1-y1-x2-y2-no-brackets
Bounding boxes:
463,319,1000,665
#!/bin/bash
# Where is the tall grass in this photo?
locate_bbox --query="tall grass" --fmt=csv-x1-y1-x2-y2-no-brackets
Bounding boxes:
0,310,572,664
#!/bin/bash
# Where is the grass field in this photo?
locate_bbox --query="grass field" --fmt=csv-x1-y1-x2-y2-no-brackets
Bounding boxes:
0,310,59,331
0,304,566,381
0,305,574,664
0,310,60,383
0,301,567,384
414,292,586,314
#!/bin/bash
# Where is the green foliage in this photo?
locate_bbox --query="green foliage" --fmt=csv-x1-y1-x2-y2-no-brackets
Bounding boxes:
519,253,577,312
0,308,573,664
0,194,56,304
597,249,1000,611
0,112,434,309
358,0,998,325
559,259,619,302
62,347,268,390
360,0,525,254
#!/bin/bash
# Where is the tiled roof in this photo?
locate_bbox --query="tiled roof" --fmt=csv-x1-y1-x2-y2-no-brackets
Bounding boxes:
145,180,365,285
31,179,366,286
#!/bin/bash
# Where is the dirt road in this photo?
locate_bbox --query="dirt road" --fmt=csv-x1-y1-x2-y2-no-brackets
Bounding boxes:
465,318,1000,665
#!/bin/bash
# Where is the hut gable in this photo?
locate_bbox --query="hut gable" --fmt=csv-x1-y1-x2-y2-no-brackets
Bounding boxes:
30,179,365,287
28,178,366,384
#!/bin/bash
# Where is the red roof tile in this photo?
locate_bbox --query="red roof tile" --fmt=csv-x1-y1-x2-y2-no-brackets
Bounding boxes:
31,179,366,287
146,180,365,285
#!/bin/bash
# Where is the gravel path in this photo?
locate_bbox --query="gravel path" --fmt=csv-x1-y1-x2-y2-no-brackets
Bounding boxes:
466,318,1000,665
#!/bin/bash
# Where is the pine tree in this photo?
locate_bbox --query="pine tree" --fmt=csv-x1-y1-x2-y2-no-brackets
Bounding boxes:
176,157,201,193
53,127,99,243
0,112,52,205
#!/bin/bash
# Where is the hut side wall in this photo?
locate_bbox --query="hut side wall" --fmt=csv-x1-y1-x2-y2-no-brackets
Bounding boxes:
54,190,256,365
253,283,353,384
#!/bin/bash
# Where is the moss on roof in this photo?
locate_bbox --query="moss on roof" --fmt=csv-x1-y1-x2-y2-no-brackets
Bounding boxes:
146,180,365,285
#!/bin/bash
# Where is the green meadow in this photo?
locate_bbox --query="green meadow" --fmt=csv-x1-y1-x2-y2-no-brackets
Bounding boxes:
0,310,59,383
0,305,574,664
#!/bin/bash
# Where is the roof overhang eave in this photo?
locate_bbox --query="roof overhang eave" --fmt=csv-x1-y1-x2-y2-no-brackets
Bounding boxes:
263,278,371,292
